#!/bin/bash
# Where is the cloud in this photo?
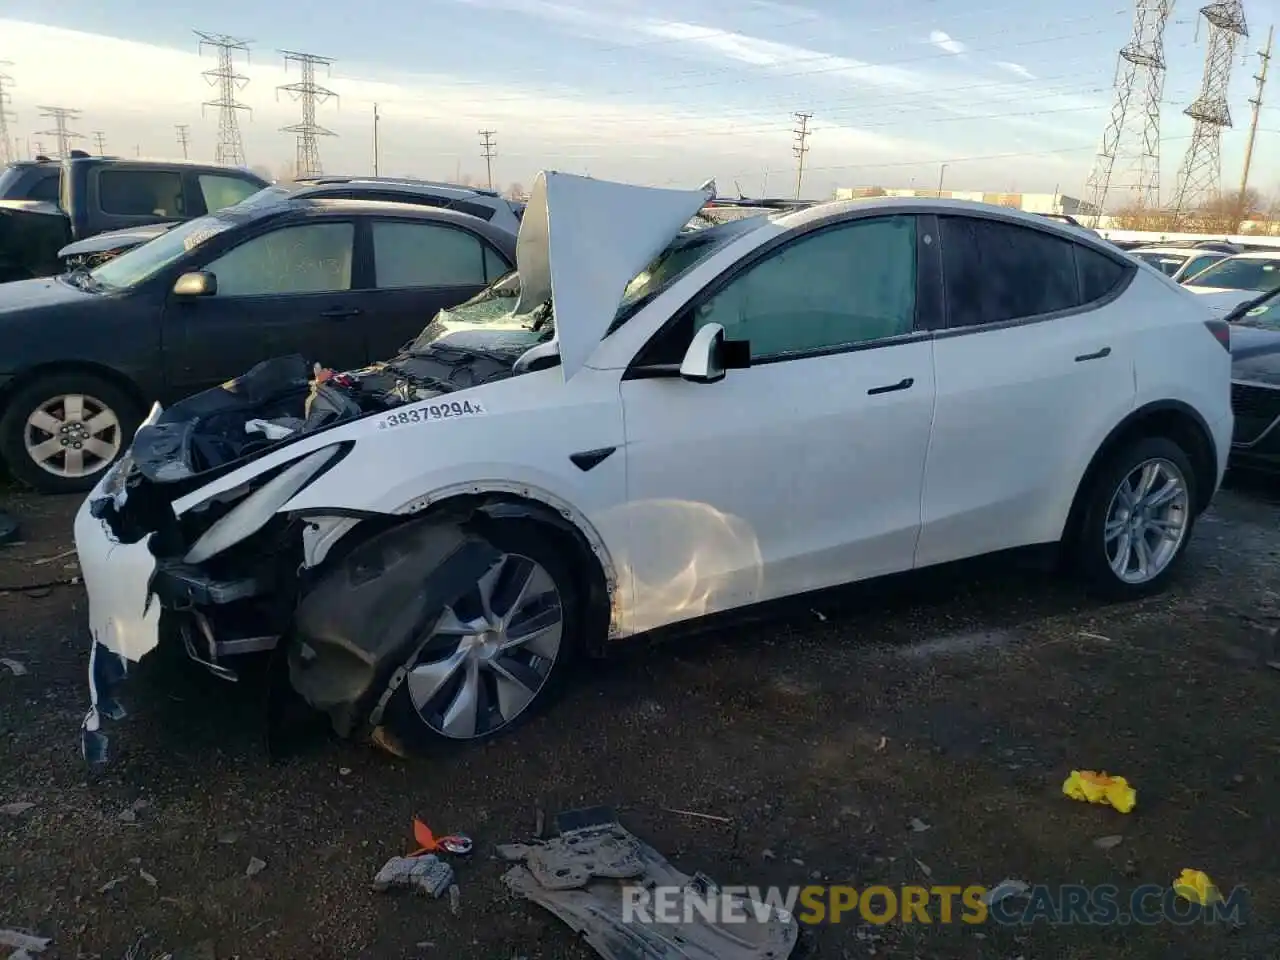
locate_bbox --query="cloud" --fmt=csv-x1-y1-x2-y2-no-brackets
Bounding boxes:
994,61,1038,80
928,30,966,56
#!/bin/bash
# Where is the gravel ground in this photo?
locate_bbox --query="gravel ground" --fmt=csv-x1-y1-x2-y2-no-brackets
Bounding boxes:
1,478,1279,959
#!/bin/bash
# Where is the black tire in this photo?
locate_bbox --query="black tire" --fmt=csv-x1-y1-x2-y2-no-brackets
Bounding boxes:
0,371,143,494
378,519,583,757
1072,435,1199,600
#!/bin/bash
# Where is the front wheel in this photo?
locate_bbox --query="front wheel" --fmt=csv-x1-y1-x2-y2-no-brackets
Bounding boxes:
379,520,580,755
1073,435,1199,599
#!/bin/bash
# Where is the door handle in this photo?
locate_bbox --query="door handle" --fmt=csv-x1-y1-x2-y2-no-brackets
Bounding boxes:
321,307,362,320
1074,346,1111,362
867,377,914,396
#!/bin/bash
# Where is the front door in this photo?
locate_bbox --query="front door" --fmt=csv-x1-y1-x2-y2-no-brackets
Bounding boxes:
617,214,938,633
162,220,367,395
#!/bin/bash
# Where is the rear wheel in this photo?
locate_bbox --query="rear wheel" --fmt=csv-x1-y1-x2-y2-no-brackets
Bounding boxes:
0,372,142,494
379,520,580,755
1073,435,1198,599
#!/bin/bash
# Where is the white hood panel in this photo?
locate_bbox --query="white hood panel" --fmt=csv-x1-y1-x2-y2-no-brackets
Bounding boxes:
513,171,715,380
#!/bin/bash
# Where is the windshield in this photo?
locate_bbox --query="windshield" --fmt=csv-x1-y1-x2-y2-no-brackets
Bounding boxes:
88,215,237,290
1187,257,1280,292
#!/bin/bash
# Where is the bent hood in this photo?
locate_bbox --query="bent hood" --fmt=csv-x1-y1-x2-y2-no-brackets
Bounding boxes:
513,170,715,380
59,222,177,259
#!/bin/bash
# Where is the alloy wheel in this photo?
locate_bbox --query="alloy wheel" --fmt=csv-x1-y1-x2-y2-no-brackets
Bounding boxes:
405,552,564,740
23,394,122,479
1103,457,1191,585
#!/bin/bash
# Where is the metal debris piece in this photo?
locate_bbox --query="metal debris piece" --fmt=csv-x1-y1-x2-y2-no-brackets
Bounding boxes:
0,658,27,677
500,809,798,960
372,855,454,898
245,857,267,878
662,807,733,824
1,802,34,816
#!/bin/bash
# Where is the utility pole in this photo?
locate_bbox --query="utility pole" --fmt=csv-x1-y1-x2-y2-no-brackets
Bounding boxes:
792,111,812,200
937,162,949,197
35,106,85,158
196,31,252,167
175,123,190,159
32,140,45,159
278,50,338,179
91,131,107,155
373,103,380,176
479,129,497,190
1237,24,1274,228
0,63,15,166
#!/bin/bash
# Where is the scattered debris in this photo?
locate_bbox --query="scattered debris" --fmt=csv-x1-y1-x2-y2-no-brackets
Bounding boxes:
499,806,798,960
875,736,888,752
1,801,34,816
118,808,138,824
98,876,126,893
339,767,352,776
139,869,158,887
1266,660,1280,672
661,807,733,824
372,855,455,898
1093,835,1124,850
410,819,473,856
1062,770,1136,813
0,929,50,957
908,817,931,832
982,879,1031,906
448,884,461,916
1078,631,1113,643
216,830,240,845
245,857,267,878
915,859,933,878
31,548,75,566
1173,868,1221,906
762,848,776,860
0,658,27,677
811,608,827,622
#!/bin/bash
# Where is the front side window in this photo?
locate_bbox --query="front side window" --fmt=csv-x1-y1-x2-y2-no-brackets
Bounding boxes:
27,173,60,203
198,174,263,214
98,170,185,217
1187,257,1280,292
1177,254,1224,282
694,215,917,360
371,220,503,289
204,222,354,296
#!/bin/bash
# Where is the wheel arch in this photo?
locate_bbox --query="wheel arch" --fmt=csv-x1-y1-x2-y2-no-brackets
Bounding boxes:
0,360,149,419
1063,399,1218,546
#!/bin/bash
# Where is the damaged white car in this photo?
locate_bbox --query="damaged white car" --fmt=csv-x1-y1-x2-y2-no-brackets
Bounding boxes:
75,171,1234,764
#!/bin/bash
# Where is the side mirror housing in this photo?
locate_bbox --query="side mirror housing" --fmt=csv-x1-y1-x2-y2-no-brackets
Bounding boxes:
678,322,750,383
173,271,216,297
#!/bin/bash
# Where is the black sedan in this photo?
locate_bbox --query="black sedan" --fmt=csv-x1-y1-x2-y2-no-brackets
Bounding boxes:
0,197,516,492
1229,295,1280,472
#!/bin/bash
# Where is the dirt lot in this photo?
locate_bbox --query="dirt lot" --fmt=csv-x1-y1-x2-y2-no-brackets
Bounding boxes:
2,480,1279,959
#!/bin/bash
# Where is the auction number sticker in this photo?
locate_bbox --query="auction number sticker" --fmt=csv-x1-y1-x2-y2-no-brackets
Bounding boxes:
379,399,487,430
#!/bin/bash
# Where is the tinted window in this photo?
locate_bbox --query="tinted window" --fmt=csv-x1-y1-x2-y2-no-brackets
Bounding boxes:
1076,245,1127,301
27,173,60,203
99,170,185,217
1133,251,1186,276
198,174,262,213
1186,257,1280,292
1178,253,1223,281
694,215,917,360
372,220,492,288
483,244,510,282
204,222,354,296
940,217,1079,327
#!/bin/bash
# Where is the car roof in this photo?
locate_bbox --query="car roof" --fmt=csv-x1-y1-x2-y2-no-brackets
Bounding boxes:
1131,245,1215,254
289,196,502,221
1222,250,1280,260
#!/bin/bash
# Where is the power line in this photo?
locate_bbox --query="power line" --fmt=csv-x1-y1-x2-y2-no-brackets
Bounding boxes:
35,105,85,158
0,62,15,166
196,31,252,167
91,131,107,155
1170,0,1249,221
792,112,813,200
1237,24,1273,221
278,50,338,180
479,129,497,190
175,123,191,159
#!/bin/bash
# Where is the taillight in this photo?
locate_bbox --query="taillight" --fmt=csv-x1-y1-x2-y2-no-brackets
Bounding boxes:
1203,319,1231,352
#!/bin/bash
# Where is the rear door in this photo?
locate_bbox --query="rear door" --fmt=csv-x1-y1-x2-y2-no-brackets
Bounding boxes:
915,214,1138,566
162,218,367,393
358,217,512,358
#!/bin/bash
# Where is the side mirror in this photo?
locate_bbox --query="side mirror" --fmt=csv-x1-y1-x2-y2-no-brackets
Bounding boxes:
173,271,216,297
678,322,750,384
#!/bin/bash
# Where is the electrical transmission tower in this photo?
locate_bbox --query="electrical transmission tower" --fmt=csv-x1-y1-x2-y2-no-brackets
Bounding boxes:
91,131,107,155
196,31,252,167
35,106,85,158
793,111,812,200
1081,0,1174,223
0,63,15,166
175,123,190,159
1170,1,1249,221
479,129,496,189
278,50,338,179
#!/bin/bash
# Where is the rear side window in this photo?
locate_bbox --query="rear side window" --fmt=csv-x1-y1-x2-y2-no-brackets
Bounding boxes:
27,172,60,203
1075,245,1127,301
99,170,185,217
371,220,494,288
198,174,261,213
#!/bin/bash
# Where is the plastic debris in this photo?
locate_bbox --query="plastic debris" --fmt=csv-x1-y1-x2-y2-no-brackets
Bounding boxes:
908,817,931,832
372,854,455,898
982,879,1030,906
0,658,27,677
1062,770,1137,814
0,929,50,956
245,857,267,878
1,802,34,816
1173,868,1221,906
98,877,126,893
139,869,158,888
410,818,474,856
1093,835,1124,850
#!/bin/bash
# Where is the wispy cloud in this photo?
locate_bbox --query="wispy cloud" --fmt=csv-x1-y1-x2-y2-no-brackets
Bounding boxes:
994,61,1037,80
928,30,966,56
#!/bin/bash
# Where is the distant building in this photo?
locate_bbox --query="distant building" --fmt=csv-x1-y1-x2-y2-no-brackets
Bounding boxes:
833,186,1099,218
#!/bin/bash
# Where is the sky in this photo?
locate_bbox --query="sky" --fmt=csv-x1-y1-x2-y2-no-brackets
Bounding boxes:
2,0,1280,202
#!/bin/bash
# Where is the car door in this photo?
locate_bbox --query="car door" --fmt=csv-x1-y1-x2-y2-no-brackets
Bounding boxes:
162,218,367,393
360,218,512,358
617,214,939,631
915,214,1138,568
